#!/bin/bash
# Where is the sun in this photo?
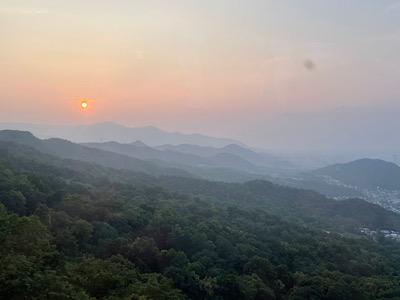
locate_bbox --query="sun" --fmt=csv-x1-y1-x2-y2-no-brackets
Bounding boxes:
81,101,88,109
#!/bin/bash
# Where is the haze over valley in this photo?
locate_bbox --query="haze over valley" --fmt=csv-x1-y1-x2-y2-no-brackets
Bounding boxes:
1,125,400,215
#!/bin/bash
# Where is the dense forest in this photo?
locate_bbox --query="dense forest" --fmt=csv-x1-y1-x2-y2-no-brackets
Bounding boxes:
2,137,400,299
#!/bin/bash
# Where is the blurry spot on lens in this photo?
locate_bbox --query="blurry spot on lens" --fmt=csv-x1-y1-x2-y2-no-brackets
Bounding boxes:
304,59,315,71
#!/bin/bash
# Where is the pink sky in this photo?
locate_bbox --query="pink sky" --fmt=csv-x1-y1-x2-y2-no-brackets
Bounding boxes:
1,0,400,148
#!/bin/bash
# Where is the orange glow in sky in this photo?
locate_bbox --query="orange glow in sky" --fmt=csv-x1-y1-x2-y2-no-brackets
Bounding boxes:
1,0,400,148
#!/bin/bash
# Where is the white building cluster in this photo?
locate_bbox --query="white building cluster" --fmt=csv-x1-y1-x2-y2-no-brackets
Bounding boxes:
360,228,400,242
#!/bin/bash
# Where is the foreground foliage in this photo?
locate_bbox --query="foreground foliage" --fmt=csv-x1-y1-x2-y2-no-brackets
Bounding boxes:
1,144,400,299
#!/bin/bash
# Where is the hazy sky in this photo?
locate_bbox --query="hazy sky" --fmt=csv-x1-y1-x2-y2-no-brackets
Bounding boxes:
1,0,400,149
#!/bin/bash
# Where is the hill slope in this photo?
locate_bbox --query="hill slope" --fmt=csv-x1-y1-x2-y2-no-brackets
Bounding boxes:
83,141,265,173
2,139,400,299
0,130,273,182
155,143,294,169
0,130,192,177
1,137,399,233
313,158,400,190
82,141,213,166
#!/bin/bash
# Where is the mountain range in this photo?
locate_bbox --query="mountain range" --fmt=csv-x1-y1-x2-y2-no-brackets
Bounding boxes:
3,127,400,298
1,130,400,233
0,130,278,182
3,128,399,201
0,130,191,177
81,141,293,173
0,122,248,148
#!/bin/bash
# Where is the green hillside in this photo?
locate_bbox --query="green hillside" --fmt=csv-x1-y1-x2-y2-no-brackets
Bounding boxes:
0,130,272,183
2,139,400,299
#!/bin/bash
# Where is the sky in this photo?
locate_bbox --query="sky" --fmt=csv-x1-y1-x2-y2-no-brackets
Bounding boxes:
1,0,400,150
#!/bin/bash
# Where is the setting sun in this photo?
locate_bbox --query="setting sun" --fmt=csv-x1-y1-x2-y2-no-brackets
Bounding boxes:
81,101,88,109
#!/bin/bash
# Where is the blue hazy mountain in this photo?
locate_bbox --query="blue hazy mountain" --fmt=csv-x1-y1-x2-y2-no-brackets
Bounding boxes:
82,141,211,166
0,130,273,182
154,143,294,169
0,122,247,148
0,130,192,177
312,158,400,190
82,141,265,173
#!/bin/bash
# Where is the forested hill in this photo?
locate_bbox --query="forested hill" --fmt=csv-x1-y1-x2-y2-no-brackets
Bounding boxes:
0,130,273,182
2,140,400,298
1,139,400,232
312,158,400,190
0,129,195,178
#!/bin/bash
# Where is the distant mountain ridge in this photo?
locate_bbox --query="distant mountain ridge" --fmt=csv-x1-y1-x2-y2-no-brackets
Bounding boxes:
81,141,212,167
312,158,400,190
2,136,400,233
0,130,192,177
0,130,275,182
0,122,247,148
154,143,294,169
82,140,299,174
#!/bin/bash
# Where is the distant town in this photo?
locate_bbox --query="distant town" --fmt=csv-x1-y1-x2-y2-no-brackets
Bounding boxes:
360,228,400,242
322,175,400,214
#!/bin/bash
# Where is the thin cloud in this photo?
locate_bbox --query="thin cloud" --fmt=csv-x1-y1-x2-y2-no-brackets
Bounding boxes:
259,57,286,68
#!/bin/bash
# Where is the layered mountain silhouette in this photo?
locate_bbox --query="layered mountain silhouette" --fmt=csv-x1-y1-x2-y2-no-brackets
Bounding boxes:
81,141,282,173
155,143,293,169
0,130,274,182
1,133,400,233
0,122,247,147
0,130,192,177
